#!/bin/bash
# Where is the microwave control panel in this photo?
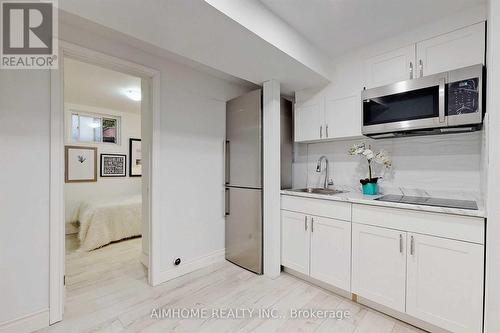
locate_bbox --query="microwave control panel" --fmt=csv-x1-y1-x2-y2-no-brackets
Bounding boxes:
447,78,479,115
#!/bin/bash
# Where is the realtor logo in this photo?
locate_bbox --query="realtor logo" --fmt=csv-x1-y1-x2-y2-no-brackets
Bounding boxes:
1,0,58,69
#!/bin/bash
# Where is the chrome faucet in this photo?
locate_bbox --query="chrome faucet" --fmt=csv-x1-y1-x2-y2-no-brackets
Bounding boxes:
316,155,333,189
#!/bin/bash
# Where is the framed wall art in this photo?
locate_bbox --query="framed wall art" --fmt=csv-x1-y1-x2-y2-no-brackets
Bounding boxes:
129,138,142,177
65,146,97,183
100,154,127,177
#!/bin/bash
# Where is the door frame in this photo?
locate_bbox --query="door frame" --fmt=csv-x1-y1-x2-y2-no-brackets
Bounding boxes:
49,41,161,324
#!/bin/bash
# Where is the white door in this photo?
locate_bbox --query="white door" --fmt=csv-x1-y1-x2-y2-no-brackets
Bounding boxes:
324,95,360,139
352,223,406,312
406,233,484,333
281,210,310,275
294,101,324,142
310,216,351,291
364,45,416,88
416,22,485,77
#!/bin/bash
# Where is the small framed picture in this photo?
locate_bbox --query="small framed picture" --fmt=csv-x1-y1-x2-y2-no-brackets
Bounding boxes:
65,146,97,183
129,138,142,177
100,154,126,177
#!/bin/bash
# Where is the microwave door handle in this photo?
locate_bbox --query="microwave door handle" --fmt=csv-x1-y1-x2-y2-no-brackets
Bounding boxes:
438,77,446,123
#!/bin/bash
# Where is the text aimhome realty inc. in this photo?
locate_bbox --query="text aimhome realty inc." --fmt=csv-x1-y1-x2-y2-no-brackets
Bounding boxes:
150,307,351,320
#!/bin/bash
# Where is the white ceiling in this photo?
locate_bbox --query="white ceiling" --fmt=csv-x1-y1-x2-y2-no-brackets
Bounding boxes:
64,58,142,114
59,0,330,94
259,0,486,58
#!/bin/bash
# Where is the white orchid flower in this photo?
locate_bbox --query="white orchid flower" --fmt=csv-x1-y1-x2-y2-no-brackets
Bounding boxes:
362,149,374,160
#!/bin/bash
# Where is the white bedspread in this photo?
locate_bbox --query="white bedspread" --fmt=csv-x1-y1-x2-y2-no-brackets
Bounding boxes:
72,195,142,251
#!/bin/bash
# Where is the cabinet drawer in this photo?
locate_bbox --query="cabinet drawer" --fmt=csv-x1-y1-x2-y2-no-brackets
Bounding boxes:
281,195,351,221
352,204,484,244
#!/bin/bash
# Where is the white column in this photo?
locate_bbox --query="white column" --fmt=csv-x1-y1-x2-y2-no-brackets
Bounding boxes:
485,1,500,332
262,79,281,278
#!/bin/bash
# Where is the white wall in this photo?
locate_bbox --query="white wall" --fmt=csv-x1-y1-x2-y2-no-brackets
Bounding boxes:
0,19,251,331
293,5,487,198
0,71,50,325
64,103,142,225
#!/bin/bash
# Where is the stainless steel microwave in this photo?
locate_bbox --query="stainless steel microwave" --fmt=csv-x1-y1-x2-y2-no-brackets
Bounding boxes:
361,64,484,138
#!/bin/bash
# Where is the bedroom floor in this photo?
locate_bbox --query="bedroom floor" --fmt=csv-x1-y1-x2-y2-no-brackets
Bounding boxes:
39,234,425,333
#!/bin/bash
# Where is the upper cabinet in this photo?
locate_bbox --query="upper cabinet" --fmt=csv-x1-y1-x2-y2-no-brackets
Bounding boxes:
364,22,485,88
324,95,361,139
295,95,361,142
364,45,416,89
416,22,485,77
294,100,324,142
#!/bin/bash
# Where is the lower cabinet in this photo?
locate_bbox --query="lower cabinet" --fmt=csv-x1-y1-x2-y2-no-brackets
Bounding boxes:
281,210,310,275
310,216,351,291
352,222,484,333
281,210,351,291
352,223,407,312
406,233,484,333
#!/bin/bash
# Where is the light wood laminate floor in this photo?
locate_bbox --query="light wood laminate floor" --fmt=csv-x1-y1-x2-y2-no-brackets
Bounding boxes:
39,235,426,333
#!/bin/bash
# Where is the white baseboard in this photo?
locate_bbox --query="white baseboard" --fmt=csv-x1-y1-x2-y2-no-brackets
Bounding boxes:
0,309,49,333
140,252,149,267
155,248,225,284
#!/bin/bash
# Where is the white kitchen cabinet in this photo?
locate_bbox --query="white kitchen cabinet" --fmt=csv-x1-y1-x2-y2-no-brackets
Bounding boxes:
281,210,310,275
352,223,407,312
364,45,416,89
416,22,485,77
310,216,351,291
294,101,323,142
324,95,361,138
364,22,485,87
406,233,484,333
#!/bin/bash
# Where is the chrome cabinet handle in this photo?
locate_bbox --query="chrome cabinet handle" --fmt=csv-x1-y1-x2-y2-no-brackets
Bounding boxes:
399,234,403,253
409,61,413,79
410,235,415,255
419,59,423,77
325,125,329,138
320,125,323,139
311,217,314,232
304,216,308,231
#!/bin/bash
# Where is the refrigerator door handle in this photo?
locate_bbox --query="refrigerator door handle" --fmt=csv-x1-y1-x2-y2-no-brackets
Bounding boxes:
225,188,230,216
225,140,230,185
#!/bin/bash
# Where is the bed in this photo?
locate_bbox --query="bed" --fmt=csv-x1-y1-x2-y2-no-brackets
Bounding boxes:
71,194,142,251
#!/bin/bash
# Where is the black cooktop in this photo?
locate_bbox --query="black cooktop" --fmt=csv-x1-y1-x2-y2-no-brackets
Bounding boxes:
374,194,478,210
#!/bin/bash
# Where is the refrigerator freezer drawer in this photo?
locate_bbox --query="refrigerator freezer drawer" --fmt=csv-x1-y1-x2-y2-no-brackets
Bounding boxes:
225,186,263,274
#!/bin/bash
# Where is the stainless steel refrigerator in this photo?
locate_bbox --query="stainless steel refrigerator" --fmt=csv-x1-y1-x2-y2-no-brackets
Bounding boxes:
225,89,292,274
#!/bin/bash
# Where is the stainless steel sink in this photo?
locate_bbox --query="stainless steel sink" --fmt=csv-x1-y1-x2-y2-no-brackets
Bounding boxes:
288,188,344,195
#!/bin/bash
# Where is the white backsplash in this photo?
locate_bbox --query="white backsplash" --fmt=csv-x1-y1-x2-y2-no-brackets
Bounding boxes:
293,131,485,200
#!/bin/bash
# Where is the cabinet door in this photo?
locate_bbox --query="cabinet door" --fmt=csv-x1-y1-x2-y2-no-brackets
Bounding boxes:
416,22,485,77
406,233,484,333
364,45,415,88
310,216,351,291
352,223,406,312
324,95,361,139
281,210,310,275
294,101,323,142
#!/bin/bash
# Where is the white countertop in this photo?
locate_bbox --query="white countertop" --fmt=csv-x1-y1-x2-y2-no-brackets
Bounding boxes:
281,189,486,218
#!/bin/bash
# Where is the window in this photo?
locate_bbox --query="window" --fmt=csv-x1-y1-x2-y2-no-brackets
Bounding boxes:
71,112,120,144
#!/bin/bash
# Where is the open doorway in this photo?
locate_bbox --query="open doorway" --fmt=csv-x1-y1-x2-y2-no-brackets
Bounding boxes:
49,42,160,325
62,56,148,318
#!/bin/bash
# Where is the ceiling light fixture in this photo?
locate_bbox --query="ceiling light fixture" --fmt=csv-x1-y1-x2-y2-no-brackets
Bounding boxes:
124,88,141,101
